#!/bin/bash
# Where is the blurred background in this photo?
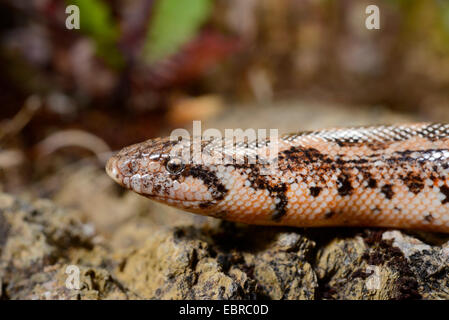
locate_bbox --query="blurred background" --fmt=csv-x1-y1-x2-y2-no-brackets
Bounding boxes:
1,0,449,241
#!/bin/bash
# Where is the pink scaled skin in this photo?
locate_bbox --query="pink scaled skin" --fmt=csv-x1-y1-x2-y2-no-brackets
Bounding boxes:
107,123,449,232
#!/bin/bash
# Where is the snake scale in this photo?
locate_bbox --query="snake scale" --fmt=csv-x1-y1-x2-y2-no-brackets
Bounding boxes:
106,123,449,232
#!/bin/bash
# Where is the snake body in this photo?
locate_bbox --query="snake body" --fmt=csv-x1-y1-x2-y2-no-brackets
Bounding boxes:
106,123,449,232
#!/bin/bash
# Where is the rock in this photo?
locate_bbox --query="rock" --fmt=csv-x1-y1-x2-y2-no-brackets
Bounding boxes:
382,231,449,299
252,232,316,299
1,191,449,300
0,193,92,273
6,263,130,300
0,192,129,299
115,224,317,299
314,229,449,300
314,231,402,299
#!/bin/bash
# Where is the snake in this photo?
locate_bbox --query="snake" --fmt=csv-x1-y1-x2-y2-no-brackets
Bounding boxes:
106,123,449,232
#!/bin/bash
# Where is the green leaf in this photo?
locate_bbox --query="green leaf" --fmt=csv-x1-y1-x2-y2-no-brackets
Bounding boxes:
144,0,212,64
66,0,123,68
439,2,449,34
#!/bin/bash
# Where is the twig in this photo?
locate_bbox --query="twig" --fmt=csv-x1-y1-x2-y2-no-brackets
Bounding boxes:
0,95,42,144
35,129,112,164
0,149,25,169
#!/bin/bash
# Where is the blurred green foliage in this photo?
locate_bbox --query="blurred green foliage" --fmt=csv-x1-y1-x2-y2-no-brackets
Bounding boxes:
436,0,449,49
143,0,212,64
64,0,449,72
66,0,123,68
66,0,212,67
390,0,449,52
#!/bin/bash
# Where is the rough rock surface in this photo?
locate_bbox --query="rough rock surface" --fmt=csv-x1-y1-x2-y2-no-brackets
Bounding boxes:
115,224,316,299
0,193,130,299
1,187,449,300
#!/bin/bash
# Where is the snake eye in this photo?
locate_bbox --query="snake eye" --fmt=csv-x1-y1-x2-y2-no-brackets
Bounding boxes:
165,157,185,174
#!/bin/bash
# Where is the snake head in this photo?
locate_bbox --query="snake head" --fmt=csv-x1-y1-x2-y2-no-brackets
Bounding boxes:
106,137,227,212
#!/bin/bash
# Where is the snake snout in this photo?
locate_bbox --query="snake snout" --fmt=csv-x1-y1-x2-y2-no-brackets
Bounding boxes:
106,156,122,184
